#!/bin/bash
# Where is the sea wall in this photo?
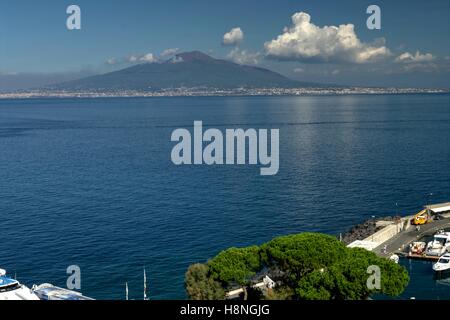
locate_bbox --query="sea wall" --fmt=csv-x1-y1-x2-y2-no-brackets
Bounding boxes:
347,215,414,250
362,216,413,245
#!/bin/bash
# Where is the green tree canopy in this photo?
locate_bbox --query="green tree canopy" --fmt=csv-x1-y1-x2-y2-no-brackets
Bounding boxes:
185,233,410,300
185,263,225,300
260,233,347,283
207,246,261,286
296,247,410,300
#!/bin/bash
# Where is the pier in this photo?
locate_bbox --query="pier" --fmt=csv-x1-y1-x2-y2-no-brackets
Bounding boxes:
375,217,450,260
347,202,450,260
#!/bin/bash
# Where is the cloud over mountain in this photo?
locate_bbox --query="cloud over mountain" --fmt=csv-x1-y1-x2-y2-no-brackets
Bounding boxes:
222,27,244,46
106,58,118,65
226,48,260,65
395,51,434,64
106,49,179,66
264,12,390,64
139,53,158,63
161,48,180,57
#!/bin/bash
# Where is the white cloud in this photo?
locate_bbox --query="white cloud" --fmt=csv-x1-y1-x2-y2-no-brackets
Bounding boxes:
331,69,340,75
293,68,304,73
226,48,260,65
139,53,158,63
106,58,118,65
393,51,439,73
128,55,139,63
264,12,391,64
222,27,244,46
107,53,158,65
395,51,434,64
161,48,180,57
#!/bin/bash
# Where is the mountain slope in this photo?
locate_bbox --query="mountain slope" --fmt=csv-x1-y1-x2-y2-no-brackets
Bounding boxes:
53,51,314,90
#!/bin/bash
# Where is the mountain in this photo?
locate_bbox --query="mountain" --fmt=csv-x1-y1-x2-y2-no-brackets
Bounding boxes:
52,51,315,91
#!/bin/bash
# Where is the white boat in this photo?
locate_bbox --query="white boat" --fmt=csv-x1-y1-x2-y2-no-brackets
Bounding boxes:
0,268,40,300
433,253,450,272
426,231,450,257
32,283,94,300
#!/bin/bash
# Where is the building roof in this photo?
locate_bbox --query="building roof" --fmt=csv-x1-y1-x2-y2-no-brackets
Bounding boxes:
425,202,450,213
347,240,380,251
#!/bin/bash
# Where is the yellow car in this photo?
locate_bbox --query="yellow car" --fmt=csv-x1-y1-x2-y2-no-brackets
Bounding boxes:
412,209,429,225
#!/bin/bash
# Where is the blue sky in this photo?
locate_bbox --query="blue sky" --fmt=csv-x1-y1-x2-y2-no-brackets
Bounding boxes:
1,0,449,89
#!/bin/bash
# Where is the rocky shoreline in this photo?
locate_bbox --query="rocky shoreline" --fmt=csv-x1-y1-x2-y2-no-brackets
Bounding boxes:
342,216,402,245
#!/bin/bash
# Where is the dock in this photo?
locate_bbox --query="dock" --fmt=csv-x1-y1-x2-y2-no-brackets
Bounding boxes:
347,202,450,260
374,217,450,259
406,253,440,261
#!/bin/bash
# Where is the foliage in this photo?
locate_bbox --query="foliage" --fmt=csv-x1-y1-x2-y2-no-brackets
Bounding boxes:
185,233,410,300
296,247,410,300
260,233,347,283
207,246,261,286
263,286,296,300
375,254,410,297
185,263,225,300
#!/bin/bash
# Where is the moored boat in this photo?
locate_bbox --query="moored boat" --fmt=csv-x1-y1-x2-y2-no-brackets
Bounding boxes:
426,231,450,257
32,283,94,300
433,253,450,272
0,268,40,300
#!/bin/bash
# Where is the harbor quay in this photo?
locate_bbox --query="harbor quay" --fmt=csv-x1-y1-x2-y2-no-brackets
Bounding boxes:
346,202,450,261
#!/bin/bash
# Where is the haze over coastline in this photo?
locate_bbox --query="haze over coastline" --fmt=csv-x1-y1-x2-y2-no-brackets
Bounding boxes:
1,51,448,99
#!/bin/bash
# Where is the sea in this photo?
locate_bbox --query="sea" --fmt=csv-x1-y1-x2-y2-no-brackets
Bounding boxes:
0,94,449,300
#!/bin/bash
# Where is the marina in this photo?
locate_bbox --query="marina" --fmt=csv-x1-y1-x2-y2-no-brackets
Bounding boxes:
347,202,450,300
345,199,450,299
348,202,450,259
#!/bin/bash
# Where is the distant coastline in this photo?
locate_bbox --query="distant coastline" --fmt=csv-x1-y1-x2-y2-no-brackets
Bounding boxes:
4,52,448,100
0,87,448,100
